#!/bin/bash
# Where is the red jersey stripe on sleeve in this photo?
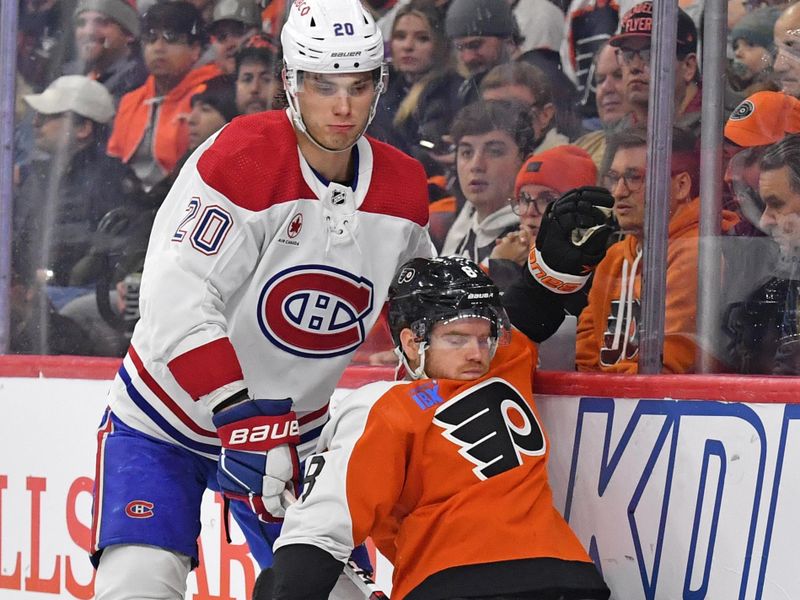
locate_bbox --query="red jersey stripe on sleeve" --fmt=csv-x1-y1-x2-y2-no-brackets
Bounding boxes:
167,337,244,400
129,346,217,436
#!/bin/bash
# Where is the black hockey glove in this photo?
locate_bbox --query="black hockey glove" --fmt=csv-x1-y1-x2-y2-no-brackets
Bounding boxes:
528,186,615,294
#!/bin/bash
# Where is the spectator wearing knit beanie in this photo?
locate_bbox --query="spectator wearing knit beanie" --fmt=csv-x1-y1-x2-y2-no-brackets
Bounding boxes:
61,0,148,102
488,145,597,305
730,7,782,90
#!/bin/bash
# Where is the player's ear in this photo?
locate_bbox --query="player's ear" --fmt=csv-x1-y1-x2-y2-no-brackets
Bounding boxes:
399,328,420,364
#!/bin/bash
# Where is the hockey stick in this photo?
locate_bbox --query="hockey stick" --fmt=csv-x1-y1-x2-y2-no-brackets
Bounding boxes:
342,560,389,600
279,490,391,600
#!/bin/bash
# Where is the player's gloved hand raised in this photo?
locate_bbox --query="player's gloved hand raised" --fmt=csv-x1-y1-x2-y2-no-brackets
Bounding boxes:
212,398,300,522
528,185,615,294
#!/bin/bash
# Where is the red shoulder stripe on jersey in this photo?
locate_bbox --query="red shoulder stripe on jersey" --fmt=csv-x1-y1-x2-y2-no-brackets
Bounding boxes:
359,138,429,227
196,111,316,212
129,346,216,436
167,338,244,400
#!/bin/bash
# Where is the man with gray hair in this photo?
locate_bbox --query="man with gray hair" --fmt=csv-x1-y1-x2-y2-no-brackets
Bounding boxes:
61,0,147,102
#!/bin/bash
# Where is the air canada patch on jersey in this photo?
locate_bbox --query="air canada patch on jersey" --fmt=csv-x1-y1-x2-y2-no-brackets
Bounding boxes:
433,378,545,480
257,264,374,358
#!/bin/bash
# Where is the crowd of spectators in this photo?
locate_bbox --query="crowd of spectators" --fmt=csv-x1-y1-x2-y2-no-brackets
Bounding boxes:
9,0,800,377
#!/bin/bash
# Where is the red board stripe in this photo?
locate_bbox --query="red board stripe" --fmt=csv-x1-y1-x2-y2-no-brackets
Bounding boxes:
0,355,798,404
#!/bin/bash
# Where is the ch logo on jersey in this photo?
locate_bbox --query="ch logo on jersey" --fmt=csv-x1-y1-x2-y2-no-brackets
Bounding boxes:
258,265,374,358
433,378,545,480
125,500,154,518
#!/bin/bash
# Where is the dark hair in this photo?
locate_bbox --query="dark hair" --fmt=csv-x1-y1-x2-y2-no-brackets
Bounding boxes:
761,133,800,194
142,1,205,45
235,34,281,76
604,126,700,196
480,61,553,107
450,99,536,156
191,75,238,121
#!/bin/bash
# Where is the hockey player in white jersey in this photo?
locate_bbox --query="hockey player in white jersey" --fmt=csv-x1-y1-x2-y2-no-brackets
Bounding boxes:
89,0,434,598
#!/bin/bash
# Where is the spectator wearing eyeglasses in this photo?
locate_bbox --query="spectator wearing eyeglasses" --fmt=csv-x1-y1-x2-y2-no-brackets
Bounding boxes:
488,146,599,314
444,0,519,111
576,127,739,373
441,100,535,267
609,2,702,133
107,2,221,191
61,0,148,104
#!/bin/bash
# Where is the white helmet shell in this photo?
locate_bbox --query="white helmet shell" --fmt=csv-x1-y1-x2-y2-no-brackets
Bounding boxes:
281,0,385,74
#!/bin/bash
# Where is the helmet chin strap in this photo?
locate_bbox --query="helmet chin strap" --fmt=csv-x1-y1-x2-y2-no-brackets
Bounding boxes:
393,342,429,380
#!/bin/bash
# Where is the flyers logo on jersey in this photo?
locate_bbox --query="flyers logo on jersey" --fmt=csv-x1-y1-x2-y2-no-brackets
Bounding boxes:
258,265,374,358
433,378,545,480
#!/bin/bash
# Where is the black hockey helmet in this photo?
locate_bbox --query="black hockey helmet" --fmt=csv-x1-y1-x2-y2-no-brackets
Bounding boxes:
388,256,511,349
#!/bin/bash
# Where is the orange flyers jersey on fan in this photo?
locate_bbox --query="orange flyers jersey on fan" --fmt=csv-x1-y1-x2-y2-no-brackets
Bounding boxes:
275,330,594,600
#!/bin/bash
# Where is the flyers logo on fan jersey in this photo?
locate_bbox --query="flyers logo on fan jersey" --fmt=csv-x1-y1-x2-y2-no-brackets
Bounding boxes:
257,264,374,358
433,378,545,480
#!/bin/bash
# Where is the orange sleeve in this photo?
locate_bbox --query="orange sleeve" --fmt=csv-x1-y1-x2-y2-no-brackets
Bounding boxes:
661,238,699,374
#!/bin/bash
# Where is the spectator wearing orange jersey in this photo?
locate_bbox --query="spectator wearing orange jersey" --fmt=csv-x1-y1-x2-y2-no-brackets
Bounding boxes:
577,127,739,373
107,2,221,191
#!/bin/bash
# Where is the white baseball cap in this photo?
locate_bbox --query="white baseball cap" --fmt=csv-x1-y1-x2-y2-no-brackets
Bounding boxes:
24,75,115,124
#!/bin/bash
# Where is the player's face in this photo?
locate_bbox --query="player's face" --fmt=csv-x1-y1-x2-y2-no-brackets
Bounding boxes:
595,44,625,125
759,166,800,258
187,101,227,150
75,10,131,66
606,145,647,237
236,60,278,114
296,71,377,151
391,13,436,78
457,130,524,219
422,318,494,380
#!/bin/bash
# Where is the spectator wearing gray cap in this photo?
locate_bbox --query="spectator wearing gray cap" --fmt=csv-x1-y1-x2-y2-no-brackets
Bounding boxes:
14,75,142,291
61,0,148,103
445,0,519,109
207,0,262,74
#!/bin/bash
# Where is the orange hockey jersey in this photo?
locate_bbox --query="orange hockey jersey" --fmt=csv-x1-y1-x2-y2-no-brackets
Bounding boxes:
275,330,608,600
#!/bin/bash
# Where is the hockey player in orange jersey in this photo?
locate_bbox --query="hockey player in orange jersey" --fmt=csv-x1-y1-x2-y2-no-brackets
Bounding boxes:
256,255,611,600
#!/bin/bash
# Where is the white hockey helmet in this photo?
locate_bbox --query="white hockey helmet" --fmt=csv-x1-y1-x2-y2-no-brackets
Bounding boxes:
281,0,387,149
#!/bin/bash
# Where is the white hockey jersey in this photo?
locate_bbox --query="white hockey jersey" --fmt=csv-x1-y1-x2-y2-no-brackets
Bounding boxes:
107,110,433,459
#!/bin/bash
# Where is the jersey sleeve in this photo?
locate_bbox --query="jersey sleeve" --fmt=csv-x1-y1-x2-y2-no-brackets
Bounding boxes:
135,145,267,401
274,381,409,561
